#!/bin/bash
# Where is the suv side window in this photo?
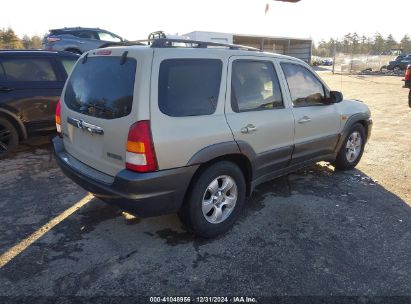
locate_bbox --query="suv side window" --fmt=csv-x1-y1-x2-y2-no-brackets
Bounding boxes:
2,57,57,82
281,63,326,107
60,58,78,76
158,59,222,117
72,31,98,40
98,32,121,42
231,60,283,112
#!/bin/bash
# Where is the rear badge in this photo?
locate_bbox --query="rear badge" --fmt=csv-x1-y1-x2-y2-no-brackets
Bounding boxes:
107,152,122,161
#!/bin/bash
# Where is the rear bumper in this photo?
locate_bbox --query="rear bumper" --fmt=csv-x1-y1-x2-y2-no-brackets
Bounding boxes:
53,137,198,217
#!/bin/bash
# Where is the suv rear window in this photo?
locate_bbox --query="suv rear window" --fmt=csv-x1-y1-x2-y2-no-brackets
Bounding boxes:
64,56,136,119
158,59,222,117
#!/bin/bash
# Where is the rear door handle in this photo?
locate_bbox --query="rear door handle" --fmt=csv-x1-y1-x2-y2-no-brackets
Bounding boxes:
298,116,312,124
241,124,257,134
0,87,14,92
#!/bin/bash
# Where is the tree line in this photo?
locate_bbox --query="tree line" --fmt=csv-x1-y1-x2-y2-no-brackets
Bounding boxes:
0,28,43,50
313,32,411,57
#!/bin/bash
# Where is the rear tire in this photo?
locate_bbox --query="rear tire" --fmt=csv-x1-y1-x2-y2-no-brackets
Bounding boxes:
333,123,366,170
178,161,246,238
408,90,411,108
0,117,19,159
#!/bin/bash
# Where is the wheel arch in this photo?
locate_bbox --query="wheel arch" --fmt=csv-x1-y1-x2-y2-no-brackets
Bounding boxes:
0,108,27,141
186,142,255,197
335,114,371,153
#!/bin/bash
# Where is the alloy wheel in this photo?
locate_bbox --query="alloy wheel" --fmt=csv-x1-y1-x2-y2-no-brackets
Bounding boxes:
202,175,238,224
345,131,362,163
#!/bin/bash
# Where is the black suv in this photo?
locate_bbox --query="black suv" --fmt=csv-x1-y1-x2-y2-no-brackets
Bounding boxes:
387,54,411,71
0,50,79,158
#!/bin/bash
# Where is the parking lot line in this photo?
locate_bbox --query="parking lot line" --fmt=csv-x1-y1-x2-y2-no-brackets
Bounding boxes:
0,193,94,269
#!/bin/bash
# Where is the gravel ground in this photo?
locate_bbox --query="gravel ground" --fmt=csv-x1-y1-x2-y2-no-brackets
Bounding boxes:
0,73,410,302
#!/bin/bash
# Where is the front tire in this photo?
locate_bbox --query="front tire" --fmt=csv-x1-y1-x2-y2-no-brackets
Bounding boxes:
178,161,246,238
334,123,366,170
0,117,19,159
408,90,411,108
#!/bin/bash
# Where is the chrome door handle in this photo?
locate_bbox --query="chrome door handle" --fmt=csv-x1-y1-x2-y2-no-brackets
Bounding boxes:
298,116,312,124
241,124,257,134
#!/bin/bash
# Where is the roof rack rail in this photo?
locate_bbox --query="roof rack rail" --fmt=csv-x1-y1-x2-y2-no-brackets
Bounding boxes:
150,38,261,51
98,38,261,52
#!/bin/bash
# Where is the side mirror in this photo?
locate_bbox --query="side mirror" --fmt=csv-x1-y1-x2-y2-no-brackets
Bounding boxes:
329,91,343,103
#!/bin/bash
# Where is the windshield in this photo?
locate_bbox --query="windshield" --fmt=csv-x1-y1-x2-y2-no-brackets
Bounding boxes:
64,56,136,119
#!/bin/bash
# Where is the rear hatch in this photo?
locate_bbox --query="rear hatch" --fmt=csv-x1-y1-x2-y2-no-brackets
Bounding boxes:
60,48,149,177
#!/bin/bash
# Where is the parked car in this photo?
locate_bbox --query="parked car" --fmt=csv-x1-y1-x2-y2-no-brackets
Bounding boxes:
43,27,125,55
0,50,79,158
387,55,411,71
53,39,372,238
403,64,411,107
323,58,333,66
311,57,333,67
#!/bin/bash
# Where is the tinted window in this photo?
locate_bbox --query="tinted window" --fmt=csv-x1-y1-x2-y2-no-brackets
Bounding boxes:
231,60,283,112
64,57,136,119
2,58,57,82
159,59,222,117
281,63,325,106
61,58,78,76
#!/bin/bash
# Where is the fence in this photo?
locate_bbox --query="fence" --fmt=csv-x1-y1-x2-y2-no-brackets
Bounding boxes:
313,53,398,75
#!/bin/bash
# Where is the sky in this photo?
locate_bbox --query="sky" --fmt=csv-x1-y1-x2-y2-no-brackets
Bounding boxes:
1,0,409,43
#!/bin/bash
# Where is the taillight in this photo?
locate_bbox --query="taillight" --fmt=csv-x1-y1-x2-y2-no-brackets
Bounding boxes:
405,65,411,81
47,37,61,43
126,121,158,173
56,100,61,136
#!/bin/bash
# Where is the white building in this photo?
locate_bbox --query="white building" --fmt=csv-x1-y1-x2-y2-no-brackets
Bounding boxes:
184,31,312,63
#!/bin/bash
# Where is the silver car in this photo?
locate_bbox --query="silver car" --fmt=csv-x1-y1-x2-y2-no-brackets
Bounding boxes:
53,38,372,238
43,27,124,55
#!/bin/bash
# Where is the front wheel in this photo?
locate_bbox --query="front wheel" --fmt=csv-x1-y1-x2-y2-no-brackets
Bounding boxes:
333,123,366,170
178,161,246,238
408,90,411,108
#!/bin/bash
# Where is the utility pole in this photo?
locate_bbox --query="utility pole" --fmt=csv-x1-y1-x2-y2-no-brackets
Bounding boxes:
332,39,337,74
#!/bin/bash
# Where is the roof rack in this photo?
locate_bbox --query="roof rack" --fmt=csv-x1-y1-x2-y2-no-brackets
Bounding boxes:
150,38,261,51
98,38,261,52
